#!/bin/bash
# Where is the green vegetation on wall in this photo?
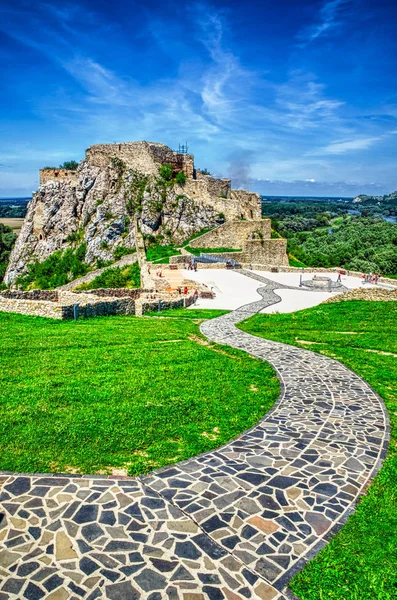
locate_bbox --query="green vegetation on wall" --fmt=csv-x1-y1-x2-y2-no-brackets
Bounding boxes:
77,262,140,290
113,245,134,261
16,244,89,290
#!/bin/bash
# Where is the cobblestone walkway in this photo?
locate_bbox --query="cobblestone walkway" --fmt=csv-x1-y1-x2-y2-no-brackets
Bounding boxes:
0,273,389,600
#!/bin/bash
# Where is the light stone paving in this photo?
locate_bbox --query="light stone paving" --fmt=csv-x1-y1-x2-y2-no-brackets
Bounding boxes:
0,271,389,600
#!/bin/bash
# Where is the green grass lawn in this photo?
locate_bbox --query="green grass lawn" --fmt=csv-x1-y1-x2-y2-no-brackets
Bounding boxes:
146,244,181,264
0,311,279,477
239,300,397,600
184,245,242,256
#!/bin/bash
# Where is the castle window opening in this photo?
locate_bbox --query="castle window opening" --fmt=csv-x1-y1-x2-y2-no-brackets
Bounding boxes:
250,209,253,219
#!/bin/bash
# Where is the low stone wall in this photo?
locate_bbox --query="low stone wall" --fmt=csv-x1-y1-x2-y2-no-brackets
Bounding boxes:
73,288,143,299
136,294,195,316
0,290,135,320
0,298,64,319
324,287,397,303
61,298,135,319
1,290,59,301
249,264,397,287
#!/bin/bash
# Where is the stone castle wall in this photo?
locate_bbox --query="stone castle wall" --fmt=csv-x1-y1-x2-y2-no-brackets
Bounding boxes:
189,220,272,249
85,142,194,177
195,172,231,198
241,239,289,266
181,181,261,221
39,169,78,185
230,191,262,220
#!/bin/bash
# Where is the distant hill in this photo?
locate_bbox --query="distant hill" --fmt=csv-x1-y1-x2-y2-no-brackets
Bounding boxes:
353,190,397,203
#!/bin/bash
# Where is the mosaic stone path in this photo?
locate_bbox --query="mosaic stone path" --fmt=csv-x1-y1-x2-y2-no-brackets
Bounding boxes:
0,273,389,600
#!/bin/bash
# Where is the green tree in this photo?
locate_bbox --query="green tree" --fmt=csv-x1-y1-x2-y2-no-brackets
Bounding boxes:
59,160,79,170
0,224,17,282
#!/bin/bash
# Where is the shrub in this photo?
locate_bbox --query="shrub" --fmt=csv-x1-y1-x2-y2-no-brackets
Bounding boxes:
66,228,84,244
200,168,211,175
59,160,78,170
100,240,109,250
113,245,133,261
175,171,186,185
110,156,126,176
95,258,113,269
159,163,173,181
16,244,89,290
125,171,149,216
79,262,141,290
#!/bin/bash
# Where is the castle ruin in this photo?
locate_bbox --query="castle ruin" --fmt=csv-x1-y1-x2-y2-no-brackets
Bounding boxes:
5,141,287,286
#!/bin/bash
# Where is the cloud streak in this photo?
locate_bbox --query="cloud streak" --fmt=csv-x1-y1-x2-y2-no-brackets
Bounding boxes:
297,0,350,46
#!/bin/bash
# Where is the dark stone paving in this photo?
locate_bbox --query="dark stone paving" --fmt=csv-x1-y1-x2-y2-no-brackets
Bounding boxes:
0,271,389,599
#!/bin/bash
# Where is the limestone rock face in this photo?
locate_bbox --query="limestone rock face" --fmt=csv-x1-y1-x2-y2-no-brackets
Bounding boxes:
5,142,261,285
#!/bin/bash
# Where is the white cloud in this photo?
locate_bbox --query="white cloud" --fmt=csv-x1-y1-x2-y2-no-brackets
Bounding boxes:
297,0,350,46
311,129,397,155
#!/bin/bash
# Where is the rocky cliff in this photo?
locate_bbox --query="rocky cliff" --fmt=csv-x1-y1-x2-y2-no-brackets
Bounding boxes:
5,142,262,285
353,189,397,203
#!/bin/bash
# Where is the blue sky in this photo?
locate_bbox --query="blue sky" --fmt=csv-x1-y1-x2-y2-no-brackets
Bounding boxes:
0,0,396,197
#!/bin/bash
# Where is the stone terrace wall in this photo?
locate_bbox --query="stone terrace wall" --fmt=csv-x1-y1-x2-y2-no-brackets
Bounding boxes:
39,169,78,185
189,220,272,249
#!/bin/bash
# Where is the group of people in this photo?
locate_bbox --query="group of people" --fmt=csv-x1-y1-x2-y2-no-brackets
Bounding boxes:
362,272,380,284
176,286,199,304
186,260,198,271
